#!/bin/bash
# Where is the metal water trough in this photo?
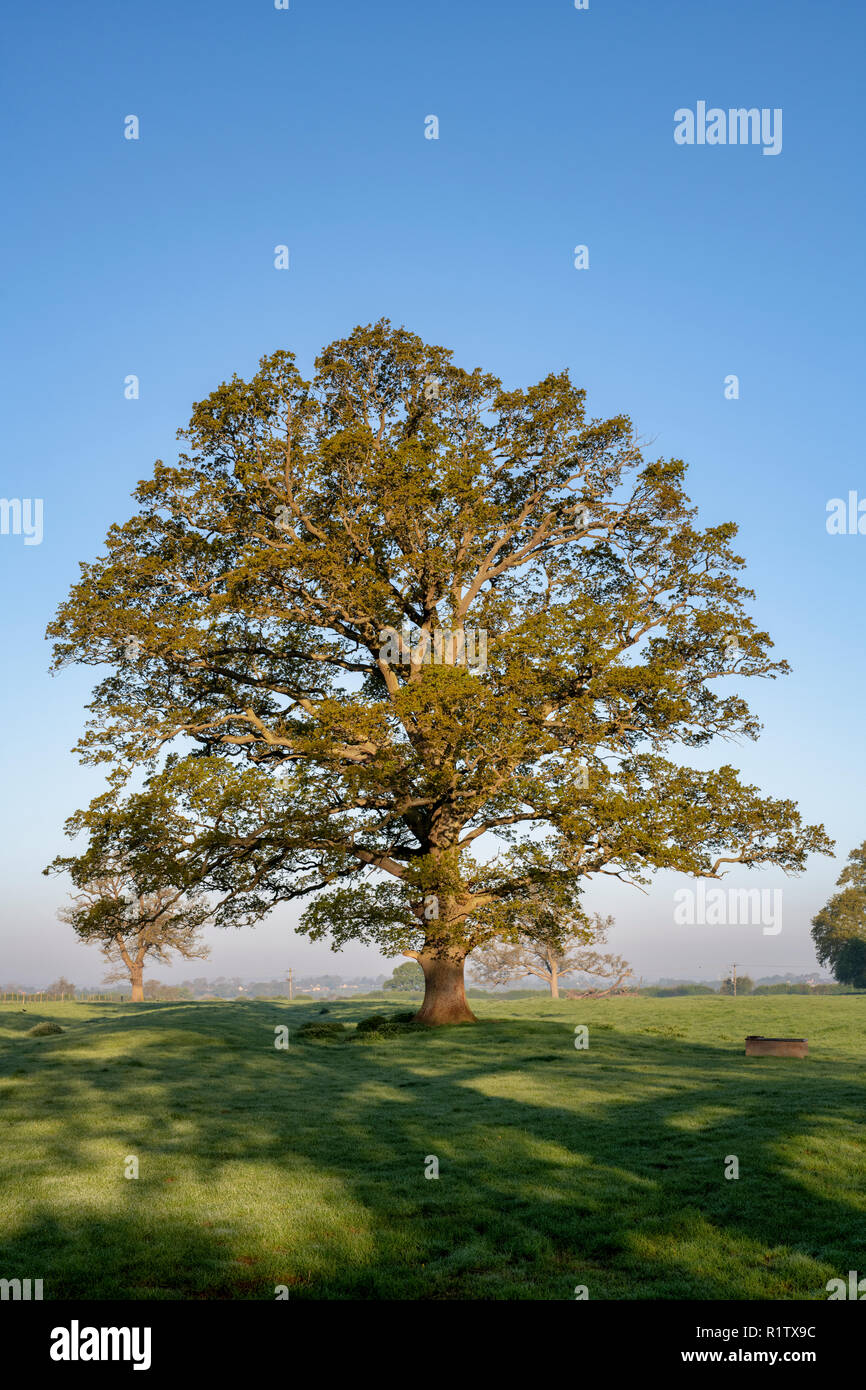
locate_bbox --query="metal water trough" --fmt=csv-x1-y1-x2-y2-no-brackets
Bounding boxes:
745,1035,808,1059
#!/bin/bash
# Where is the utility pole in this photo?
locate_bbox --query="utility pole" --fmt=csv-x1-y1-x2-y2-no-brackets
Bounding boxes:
730,962,738,998
287,967,294,1002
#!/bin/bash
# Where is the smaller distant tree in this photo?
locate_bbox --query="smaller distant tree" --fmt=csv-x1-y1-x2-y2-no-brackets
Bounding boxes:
469,890,631,998
811,842,866,988
383,960,424,993
46,976,77,998
560,951,635,999
54,867,210,1003
719,975,754,996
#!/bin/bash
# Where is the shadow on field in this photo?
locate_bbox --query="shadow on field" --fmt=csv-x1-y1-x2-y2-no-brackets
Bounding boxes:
2,1000,864,1298
1,1208,252,1300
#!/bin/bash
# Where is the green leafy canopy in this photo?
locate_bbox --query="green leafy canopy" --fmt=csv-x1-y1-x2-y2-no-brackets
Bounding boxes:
46,320,832,961
812,843,866,988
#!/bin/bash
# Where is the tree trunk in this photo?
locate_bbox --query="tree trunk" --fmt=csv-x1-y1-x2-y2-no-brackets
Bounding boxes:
130,964,144,1003
550,968,560,1000
414,952,477,1025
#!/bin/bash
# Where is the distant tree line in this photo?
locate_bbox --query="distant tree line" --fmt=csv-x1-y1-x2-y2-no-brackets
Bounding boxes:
636,979,854,997
638,984,717,997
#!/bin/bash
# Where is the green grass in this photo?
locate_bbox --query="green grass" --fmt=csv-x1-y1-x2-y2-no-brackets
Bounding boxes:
1,993,864,1300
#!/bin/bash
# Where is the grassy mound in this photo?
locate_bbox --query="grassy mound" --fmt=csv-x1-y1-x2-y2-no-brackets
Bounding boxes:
352,1011,419,1040
26,1022,64,1037
354,1014,389,1033
294,1020,347,1040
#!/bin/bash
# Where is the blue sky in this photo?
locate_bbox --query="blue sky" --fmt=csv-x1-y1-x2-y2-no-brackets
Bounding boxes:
1,0,864,986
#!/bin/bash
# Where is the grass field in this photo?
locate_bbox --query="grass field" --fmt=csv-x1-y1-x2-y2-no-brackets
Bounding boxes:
1,993,864,1300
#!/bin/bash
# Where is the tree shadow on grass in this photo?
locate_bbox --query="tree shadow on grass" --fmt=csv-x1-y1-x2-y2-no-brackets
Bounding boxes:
0,1207,289,1300
2,1001,865,1299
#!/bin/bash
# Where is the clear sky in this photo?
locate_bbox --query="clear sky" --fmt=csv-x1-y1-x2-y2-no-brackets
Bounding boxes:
1,0,864,987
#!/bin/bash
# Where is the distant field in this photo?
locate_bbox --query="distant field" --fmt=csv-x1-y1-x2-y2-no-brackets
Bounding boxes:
1,994,864,1300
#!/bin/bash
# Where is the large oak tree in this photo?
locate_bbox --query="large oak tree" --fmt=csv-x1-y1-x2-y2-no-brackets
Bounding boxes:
47,321,831,1023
